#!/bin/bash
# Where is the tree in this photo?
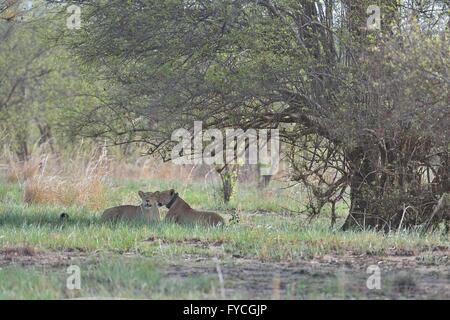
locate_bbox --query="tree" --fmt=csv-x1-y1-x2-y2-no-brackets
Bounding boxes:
62,0,449,230
0,0,103,159
0,2,51,159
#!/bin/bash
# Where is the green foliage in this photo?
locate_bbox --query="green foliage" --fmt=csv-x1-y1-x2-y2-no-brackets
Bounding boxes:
0,2,102,158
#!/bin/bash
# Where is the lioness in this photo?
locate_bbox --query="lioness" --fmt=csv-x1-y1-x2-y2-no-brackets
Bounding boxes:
101,191,160,223
155,189,224,226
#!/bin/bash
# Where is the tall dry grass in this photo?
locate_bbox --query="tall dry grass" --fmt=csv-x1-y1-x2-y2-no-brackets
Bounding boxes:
1,142,286,210
5,154,42,183
2,144,199,210
108,157,207,182
3,146,109,210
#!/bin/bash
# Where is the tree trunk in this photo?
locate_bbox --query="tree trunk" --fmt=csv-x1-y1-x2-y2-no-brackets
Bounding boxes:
341,144,449,232
217,164,239,204
37,122,55,153
257,165,272,189
341,148,384,231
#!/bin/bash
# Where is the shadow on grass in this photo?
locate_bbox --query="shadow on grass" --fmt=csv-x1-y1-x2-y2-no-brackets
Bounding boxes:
0,204,221,234
0,206,157,230
0,211,96,228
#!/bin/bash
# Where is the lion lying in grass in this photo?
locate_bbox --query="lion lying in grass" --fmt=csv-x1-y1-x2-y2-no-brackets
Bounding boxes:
101,191,160,223
155,189,224,226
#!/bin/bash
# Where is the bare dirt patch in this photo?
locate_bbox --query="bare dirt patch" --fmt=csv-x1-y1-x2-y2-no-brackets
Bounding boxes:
163,250,449,299
0,245,448,299
144,236,224,248
0,246,91,267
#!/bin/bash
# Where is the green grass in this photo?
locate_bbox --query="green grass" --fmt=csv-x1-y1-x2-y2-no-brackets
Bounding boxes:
0,256,217,299
0,177,448,299
1,251,446,299
0,177,448,260
108,177,307,212
1,201,446,261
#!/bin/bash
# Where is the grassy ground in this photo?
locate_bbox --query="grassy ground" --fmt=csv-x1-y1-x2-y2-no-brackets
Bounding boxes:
0,177,449,299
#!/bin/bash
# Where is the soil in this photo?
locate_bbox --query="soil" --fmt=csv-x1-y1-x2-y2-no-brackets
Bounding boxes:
0,246,91,267
164,250,449,299
2,244,447,299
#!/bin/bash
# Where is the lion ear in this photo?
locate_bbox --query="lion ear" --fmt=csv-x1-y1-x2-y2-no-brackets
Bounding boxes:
170,189,175,196
138,190,145,198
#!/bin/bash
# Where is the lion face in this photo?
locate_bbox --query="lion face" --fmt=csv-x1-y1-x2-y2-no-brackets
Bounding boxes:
155,189,176,207
138,191,158,208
